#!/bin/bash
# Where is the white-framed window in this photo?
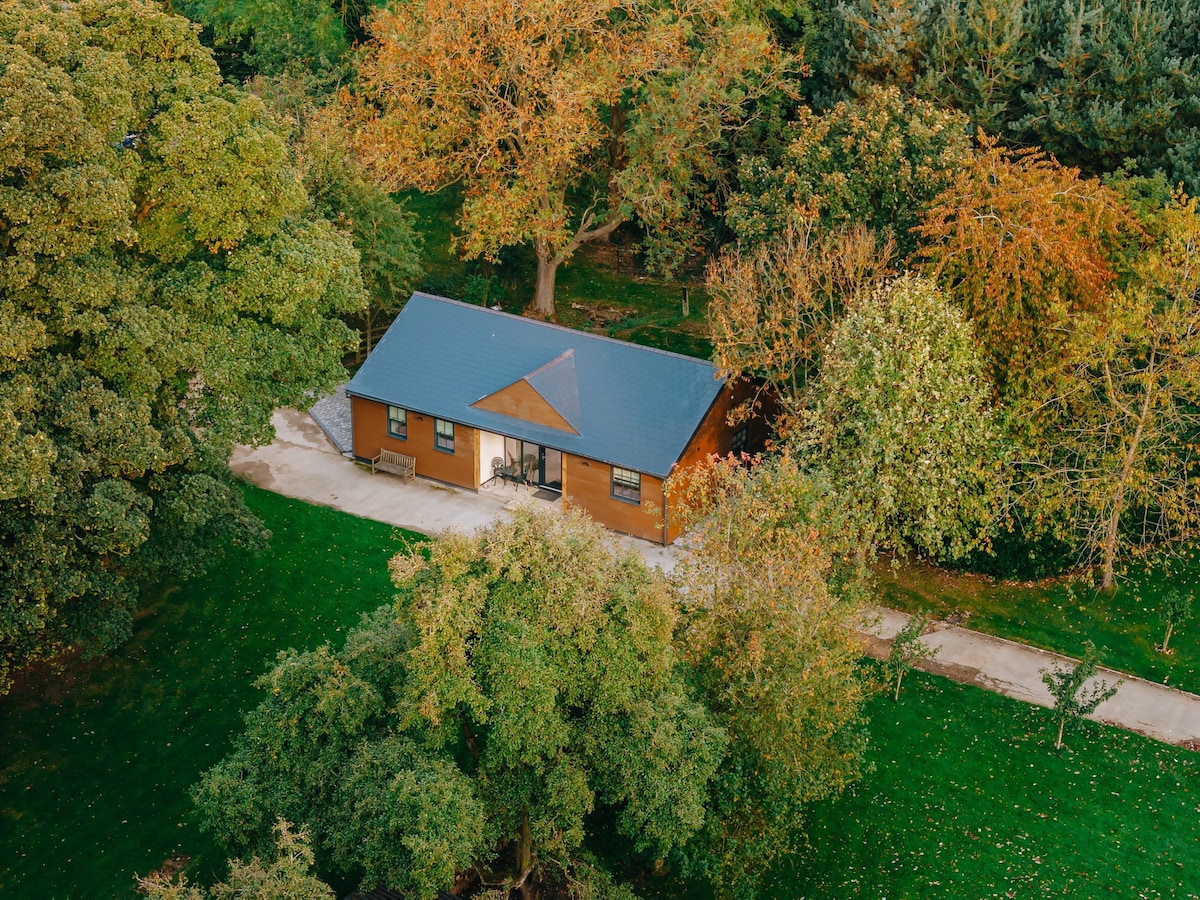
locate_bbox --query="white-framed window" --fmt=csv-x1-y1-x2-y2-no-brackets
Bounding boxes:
435,418,455,453
387,406,407,440
611,466,641,504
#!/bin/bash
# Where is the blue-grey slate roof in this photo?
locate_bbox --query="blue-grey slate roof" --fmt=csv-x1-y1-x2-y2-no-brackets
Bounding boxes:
346,293,724,478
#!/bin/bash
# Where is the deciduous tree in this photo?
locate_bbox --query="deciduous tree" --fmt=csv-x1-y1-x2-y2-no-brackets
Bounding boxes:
343,0,788,317
667,454,870,896
792,274,1003,560
916,139,1136,402
139,820,335,900
268,82,423,355
727,86,973,257
1160,590,1191,654
176,0,374,84
1040,643,1121,751
0,0,365,693
1015,195,1200,589
706,220,895,418
195,510,726,899
885,613,939,701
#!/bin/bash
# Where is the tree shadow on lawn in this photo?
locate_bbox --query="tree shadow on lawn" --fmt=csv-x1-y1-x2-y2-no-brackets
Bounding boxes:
0,487,420,898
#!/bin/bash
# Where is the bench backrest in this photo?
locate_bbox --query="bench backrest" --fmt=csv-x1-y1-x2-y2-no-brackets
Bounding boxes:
379,448,409,465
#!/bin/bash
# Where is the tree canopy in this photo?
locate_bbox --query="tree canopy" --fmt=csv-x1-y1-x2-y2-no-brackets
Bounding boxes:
196,510,728,899
793,274,1002,560
1016,195,1200,589
706,220,895,415
175,0,376,84
666,453,870,895
196,504,870,898
0,0,365,692
727,86,974,257
813,0,1200,195
915,139,1137,403
342,0,789,316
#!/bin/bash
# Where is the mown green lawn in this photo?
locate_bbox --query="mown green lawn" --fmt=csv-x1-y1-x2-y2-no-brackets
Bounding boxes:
775,669,1199,899
2,488,1197,898
880,557,1200,695
0,487,422,898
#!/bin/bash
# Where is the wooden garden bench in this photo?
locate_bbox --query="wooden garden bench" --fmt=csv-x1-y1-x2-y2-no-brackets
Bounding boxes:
370,448,416,482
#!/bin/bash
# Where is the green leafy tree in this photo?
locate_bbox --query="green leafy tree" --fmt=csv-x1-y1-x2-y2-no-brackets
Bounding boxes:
1040,643,1121,751
728,86,974,256
884,613,939,701
0,0,365,693
342,0,790,317
1016,195,1200,589
176,0,375,84
196,510,726,899
667,453,870,896
1160,589,1192,654
139,820,335,899
256,78,423,355
793,274,1003,560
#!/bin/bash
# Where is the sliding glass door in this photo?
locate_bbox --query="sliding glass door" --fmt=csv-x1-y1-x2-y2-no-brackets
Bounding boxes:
502,439,562,491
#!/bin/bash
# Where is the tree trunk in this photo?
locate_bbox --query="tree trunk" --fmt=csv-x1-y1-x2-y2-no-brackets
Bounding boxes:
532,244,559,319
1055,719,1065,750
514,818,537,900
1162,621,1174,653
894,670,904,702
1098,357,1155,591
1099,506,1120,591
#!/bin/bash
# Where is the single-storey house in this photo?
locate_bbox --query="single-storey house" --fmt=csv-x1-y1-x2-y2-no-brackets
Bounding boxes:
345,292,771,544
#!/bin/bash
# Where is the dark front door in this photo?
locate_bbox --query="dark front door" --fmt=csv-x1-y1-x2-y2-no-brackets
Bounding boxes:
539,447,562,492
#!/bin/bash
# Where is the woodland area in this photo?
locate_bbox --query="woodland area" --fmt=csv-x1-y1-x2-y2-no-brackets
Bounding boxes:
4,0,1200,897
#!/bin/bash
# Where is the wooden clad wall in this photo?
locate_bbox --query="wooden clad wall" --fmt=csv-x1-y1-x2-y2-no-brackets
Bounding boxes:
350,396,479,489
561,452,667,545
663,379,776,542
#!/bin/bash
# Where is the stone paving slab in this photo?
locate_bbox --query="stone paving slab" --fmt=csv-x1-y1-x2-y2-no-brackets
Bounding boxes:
307,385,353,455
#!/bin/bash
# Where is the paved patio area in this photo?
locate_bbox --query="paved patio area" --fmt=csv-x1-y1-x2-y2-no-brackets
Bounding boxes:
229,406,682,572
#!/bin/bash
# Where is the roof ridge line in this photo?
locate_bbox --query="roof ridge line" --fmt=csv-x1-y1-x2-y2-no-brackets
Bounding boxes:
409,291,716,368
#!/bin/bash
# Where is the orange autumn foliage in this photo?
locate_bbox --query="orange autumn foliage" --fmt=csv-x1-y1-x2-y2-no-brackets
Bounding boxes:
915,138,1139,401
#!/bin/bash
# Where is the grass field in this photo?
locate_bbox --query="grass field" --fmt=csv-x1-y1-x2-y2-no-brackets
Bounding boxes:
3,487,1198,898
0,487,422,898
775,669,1200,899
880,557,1200,696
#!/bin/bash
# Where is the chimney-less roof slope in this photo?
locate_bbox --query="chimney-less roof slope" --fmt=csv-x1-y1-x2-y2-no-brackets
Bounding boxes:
347,293,724,478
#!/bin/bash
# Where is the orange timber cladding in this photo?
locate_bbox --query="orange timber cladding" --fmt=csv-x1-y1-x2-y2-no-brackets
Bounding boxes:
349,379,765,545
